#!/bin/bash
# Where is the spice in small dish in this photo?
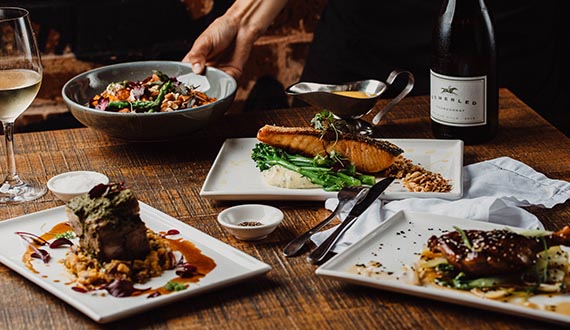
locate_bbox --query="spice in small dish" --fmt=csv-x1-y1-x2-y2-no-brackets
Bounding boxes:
238,221,263,227
217,204,283,241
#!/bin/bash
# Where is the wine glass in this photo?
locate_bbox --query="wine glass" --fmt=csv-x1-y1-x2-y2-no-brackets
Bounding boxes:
0,7,46,203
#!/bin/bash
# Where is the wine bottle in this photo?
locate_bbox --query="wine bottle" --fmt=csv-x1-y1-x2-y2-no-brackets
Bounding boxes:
430,0,498,144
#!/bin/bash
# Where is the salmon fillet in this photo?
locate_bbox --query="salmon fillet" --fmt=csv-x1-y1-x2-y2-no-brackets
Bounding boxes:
256,124,403,173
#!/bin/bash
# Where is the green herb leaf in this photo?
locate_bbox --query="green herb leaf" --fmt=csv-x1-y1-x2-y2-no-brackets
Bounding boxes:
453,226,473,251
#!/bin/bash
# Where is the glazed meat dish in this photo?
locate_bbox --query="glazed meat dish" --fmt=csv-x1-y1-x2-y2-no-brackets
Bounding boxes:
427,226,570,277
65,182,150,261
257,124,403,173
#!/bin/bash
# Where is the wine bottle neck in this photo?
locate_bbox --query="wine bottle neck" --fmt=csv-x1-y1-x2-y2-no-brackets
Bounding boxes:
442,0,487,19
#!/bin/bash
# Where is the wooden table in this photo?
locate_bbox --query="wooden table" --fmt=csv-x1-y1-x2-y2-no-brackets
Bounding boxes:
2,89,570,330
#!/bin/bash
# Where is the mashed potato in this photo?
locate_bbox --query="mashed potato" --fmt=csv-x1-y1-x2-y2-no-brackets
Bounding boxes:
261,165,320,189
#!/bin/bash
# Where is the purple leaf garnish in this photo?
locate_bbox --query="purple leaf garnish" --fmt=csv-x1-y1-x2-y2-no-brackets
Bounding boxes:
147,291,162,299
175,253,185,266
15,231,48,246
129,85,145,100
95,97,109,111
175,263,198,278
15,231,51,263
103,279,149,298
88,182,125,199
49,237,74,248
88,183,108,198
166,229,180,236
30,248,51,263
88,183,111,198
72,286,87,293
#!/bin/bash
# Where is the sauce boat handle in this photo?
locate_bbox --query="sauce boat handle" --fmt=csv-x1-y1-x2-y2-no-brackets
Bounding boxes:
371,70,415,125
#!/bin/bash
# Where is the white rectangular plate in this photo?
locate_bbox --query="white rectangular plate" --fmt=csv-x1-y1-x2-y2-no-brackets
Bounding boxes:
200,138,463,201
0,203,271,323
316,211,570,326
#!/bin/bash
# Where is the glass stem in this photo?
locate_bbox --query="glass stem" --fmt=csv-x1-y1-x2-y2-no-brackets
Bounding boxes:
2,121,22,185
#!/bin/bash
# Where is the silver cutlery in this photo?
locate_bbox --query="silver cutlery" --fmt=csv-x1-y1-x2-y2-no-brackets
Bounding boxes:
306,177,395,264
282,186,369,257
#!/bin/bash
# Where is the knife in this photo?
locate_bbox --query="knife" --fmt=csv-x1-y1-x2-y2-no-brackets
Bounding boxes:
306,177,395,264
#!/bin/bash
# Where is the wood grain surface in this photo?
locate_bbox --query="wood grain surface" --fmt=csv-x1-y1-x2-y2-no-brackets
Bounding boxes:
1,89,569,330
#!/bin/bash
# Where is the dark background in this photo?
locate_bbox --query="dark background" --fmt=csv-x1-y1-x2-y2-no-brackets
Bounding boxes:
1,0,232,61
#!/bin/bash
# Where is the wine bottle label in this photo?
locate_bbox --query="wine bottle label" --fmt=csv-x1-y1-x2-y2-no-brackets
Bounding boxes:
430,70,487,127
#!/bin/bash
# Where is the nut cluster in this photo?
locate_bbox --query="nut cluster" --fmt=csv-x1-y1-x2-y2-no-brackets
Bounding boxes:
160,92,192,112
383,156,452,193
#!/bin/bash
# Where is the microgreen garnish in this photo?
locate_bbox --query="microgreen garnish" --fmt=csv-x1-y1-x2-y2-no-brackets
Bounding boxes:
55,231,75,240
310,110,342,142
164,281,188,292
453,226,473,251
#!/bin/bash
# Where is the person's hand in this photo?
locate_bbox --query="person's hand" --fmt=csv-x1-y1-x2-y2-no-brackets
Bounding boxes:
182,0,289,80
182,14,258,80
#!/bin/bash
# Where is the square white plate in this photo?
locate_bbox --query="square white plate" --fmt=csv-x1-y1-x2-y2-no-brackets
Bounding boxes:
0,202,271,323
200,138,463,201
316,211,570,326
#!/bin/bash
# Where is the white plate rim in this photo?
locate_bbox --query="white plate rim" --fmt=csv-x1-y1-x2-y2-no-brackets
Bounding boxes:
200,137,463,201
0,202,271,323
315,210,570,326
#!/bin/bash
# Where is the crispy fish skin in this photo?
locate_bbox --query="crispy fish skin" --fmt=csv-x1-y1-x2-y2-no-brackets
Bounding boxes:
256,124,403,173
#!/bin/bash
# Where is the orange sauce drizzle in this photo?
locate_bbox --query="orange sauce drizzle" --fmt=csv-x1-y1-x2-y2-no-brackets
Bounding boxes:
22,222,73,273
142,236,217,297
22,222,217,298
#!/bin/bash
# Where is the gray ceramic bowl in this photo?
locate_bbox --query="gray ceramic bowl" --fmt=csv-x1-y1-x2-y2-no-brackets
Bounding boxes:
62,61,237,141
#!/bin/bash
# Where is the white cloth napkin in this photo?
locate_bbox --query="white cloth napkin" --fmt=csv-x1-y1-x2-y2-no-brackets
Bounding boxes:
311,157,570,254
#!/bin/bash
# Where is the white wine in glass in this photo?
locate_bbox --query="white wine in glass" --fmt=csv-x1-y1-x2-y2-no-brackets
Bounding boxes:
0,7,46,203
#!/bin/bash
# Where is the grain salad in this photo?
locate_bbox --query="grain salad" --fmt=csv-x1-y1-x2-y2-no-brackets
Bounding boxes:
63,229,174,289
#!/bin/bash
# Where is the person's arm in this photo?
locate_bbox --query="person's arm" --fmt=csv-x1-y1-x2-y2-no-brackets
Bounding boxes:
182,0,288,79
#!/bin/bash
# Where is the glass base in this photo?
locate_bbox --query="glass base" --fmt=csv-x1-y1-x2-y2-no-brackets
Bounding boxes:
0,180,47,203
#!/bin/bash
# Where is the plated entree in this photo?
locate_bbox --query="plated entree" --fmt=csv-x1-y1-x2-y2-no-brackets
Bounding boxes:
417,226,570,299
252,111,452,192
17,182,216,297
88,70,217,113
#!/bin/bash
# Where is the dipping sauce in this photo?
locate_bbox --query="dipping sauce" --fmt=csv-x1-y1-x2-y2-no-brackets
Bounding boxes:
333,91,375,99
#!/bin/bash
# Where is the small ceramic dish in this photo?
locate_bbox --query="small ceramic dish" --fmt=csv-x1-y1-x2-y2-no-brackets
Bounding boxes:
217,204,283,241
47,171,109,202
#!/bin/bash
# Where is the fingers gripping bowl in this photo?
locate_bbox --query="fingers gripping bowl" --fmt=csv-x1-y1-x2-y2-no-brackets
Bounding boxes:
62,61,237,141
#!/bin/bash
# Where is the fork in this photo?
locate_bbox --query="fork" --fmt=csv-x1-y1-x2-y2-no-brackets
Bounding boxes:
282,186,369,257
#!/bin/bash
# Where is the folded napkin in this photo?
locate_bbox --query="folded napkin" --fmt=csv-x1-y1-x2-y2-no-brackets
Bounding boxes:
311,157,570,254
